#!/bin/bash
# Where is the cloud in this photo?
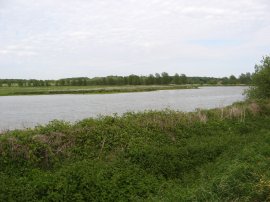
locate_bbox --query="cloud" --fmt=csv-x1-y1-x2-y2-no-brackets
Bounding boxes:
0,0,270,79
0,44,38,56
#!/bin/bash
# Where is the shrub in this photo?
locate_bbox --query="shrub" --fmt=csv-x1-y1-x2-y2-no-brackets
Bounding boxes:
246,55,270,99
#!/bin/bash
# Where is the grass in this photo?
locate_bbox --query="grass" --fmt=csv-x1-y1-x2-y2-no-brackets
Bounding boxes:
0,85,198,96
1,100,270,201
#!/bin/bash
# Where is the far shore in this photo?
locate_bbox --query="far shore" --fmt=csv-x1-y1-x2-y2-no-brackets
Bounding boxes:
0,84,249,96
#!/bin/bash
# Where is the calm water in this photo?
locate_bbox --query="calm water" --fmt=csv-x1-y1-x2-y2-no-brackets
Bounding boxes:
0,86,247,131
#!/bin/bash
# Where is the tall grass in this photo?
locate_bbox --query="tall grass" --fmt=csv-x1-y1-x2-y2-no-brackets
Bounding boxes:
0,85,197,96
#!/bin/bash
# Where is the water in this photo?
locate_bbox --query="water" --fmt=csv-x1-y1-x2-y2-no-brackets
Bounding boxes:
0,86,247,131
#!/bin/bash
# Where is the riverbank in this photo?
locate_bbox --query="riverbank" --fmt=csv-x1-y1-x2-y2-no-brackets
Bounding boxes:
0,85,198,96
0,86,247,131
1,100,270,201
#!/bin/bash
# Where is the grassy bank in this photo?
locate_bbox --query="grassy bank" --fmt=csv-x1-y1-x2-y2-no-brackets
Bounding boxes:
1,100,270,201
0,85,197,96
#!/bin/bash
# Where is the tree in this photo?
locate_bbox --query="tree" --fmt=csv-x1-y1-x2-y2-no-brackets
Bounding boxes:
246,55,270,99
161,72,170,84
229,75,237,84
172,73,180,84
155,73,161,85
238,73,251,84
179,74,187,84
128,75,141,85
146,74,155,85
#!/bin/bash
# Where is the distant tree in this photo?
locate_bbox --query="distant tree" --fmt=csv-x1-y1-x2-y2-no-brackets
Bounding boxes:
17,80,24,87
179,74,187,84
7,81,12,87
77,78,83,86
207,79,218,85
220,77,229,85
146,74,155,85
238,73,251,84
39,80,45,86
0,71,257,88
58,79,65,86
229,75,237,84
128,75,141,85
155,73,161,85
161,72,170,84
44,80,49,86
172,73,180,84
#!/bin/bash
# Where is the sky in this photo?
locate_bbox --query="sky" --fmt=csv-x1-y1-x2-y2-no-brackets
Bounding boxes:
0,0,270,79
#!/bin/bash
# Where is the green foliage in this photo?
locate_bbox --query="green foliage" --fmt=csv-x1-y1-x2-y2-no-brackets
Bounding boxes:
0,72,250,88
1,101,270,201
247,55,270,99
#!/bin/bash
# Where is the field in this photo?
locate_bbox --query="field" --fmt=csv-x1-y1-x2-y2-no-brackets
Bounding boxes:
1,100,270,201
0,85,197,96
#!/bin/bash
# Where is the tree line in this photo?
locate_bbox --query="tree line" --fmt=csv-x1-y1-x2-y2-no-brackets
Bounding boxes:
0,72,252,87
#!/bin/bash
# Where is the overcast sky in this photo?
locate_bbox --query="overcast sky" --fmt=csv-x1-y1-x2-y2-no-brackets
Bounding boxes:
0,0,270,79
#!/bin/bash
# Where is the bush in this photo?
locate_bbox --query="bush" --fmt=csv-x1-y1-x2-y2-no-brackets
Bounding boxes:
246,55,270,99
1,102,270,201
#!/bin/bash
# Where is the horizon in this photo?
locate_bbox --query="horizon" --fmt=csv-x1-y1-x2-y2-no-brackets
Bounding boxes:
0,72,249,81
1,0,270,79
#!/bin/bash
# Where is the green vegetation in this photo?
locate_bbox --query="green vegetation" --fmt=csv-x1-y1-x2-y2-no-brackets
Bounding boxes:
0,70,252,96
0,85,197,96
0,57,265,200
246,55,270,99
1,100,270,201
0,71,251,96
0,71,251,88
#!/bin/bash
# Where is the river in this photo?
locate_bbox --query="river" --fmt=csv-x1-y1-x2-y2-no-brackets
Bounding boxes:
0,86,248,131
